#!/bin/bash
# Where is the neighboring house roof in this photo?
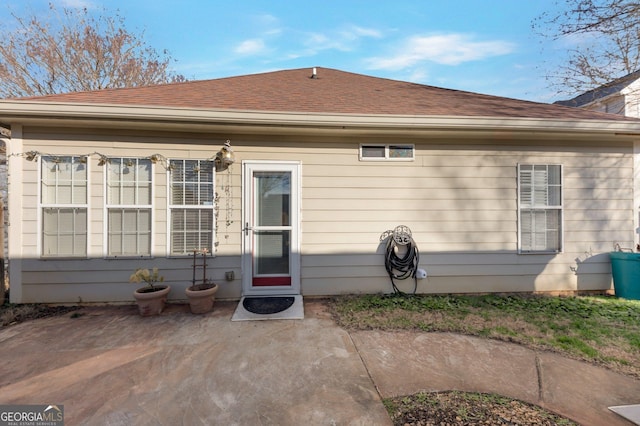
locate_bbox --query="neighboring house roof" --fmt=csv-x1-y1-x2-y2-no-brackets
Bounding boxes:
12,67,637,122
554,70,640,108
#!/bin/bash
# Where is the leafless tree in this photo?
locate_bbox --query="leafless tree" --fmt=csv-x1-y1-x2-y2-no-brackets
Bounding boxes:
534,0,640,97
0,3,185,98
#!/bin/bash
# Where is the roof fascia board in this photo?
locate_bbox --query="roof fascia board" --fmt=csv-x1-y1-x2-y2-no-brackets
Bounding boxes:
1,100,640,137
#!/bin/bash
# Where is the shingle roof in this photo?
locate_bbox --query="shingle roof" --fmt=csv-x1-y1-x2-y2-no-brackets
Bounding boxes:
15,67,637,121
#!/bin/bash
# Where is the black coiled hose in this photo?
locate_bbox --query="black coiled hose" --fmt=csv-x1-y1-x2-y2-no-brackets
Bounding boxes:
384,235,419,294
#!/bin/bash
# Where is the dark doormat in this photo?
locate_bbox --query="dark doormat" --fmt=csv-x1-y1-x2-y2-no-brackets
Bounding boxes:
242,296,295,315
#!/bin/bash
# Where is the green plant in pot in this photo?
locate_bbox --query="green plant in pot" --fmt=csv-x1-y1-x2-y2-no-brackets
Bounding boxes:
130,268,171,316
185,249,219,314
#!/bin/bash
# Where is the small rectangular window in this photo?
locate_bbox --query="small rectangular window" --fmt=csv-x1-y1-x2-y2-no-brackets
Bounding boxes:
40,156,88,257
361,145,386,158
518,164,562,253
360,144,414,161
389,145,414,158
106,157,152,256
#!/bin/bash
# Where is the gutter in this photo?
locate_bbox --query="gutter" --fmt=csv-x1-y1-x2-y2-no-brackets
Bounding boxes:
1,100,640,139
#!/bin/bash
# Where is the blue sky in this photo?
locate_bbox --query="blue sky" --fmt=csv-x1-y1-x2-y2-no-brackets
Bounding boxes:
6,0,572,102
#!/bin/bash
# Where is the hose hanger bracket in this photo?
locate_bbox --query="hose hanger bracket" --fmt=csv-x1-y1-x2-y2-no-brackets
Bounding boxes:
392,225,412,245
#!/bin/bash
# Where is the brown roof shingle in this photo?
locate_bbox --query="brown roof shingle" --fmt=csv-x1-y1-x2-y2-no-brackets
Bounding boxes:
15,67,637,121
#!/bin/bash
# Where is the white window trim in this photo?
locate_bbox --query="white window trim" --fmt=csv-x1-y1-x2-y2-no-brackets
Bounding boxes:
166,159,216,257
38,155,90,259
103,157,155,258
517,164,564,254
359,143,415,161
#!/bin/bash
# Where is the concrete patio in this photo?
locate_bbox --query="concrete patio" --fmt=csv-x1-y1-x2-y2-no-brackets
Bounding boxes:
0,300,638,425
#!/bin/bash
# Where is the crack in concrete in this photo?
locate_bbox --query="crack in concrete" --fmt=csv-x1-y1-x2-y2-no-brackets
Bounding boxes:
345,331,386,403
535,352,544,403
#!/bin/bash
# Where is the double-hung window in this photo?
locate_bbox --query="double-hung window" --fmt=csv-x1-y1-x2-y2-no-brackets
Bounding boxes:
40,156,88,257
169,159,215,255
106,158,152,256
518,164,562,253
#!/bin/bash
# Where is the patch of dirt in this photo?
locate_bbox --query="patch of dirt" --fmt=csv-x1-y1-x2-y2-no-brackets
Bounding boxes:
388,391,578,426
0,303,80,326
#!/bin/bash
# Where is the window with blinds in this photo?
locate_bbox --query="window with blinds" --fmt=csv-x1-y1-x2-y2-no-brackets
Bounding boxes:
518,164,562,253
41,156,88,257
106,158,153,256
169,159,215,255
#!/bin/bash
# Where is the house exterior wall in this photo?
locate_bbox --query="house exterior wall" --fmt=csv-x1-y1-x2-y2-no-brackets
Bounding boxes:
9,126,634,303
581,80,640,118
584,94,628,116
622,80,640,118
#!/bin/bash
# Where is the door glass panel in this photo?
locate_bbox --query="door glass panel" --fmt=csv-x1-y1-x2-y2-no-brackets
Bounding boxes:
255,231,290,275
255,172,290,226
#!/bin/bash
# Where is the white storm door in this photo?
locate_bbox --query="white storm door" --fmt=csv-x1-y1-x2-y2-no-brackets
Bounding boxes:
242,161,300,296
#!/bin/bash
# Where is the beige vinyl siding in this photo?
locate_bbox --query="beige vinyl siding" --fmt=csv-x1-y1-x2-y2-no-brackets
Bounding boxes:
16,128,242,302
12,127,634,302
300,142,632,295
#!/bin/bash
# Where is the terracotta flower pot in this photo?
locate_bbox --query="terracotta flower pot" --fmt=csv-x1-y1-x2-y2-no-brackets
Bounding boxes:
133,285,171,316
185,283,219,314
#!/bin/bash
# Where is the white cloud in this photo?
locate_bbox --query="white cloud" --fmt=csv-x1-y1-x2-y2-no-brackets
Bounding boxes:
407,69,430,83
306,33,331,46
256,13,279,25
291,25,384,58
342,25,383,40
367,33,516,70
265,28,283,36
235,39,267,55
555,31,597,48
302,31,354,52
57,0,97,8
224,20,384,64
252,14,282,36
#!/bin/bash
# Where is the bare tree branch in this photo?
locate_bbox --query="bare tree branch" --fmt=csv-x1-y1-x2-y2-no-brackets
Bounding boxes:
0,3,185,98
534,0,640,97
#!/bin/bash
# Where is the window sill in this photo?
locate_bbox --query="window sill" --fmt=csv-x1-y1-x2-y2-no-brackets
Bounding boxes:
518,250,562,255
40,256,89,260
104,255,155,260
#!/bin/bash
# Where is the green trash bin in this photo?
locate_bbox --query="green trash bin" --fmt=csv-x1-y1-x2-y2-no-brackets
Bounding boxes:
609,251,640,300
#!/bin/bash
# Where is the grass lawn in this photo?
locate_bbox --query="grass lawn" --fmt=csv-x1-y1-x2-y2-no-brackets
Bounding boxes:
330,293,640,379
